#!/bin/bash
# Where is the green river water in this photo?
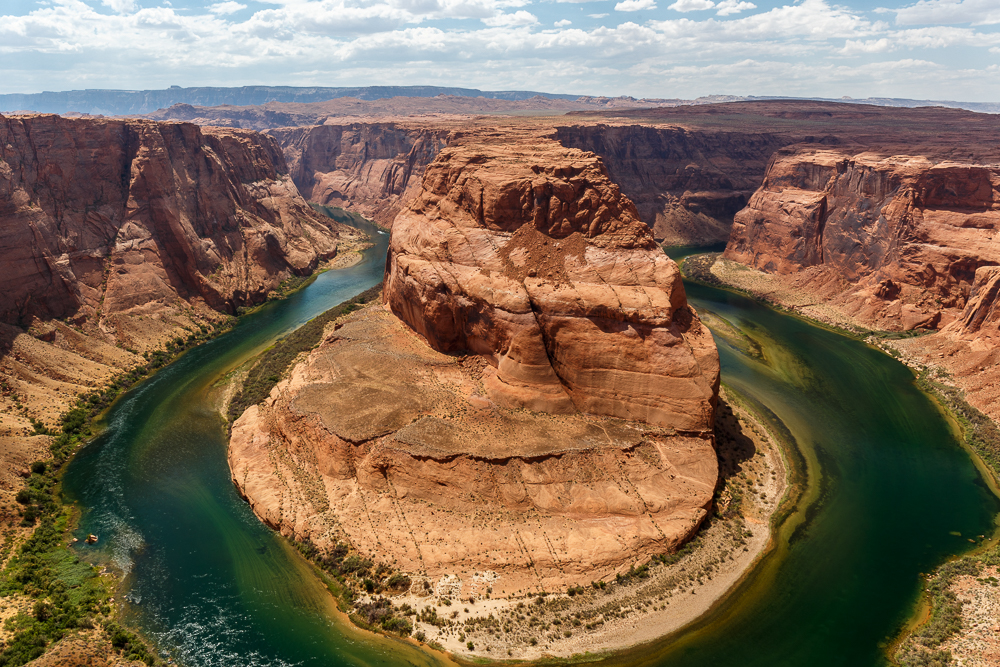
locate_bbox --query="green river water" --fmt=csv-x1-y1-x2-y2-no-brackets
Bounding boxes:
62,233,1000,667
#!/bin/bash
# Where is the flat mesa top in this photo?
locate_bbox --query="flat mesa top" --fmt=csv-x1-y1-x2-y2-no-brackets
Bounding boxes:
290,306,667,458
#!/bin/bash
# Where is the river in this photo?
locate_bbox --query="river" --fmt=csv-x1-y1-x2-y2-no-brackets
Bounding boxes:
62,234,1000,666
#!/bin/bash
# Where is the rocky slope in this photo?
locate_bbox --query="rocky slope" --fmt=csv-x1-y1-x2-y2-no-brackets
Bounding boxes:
229,133,720,597
0,113,358,495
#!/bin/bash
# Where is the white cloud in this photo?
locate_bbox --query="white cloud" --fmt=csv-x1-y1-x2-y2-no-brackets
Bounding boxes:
668,0,714,11
895,0,1000,26
1,0,1000,103
554,18,572,26
208,2,248,15
840,37,893,54
715,0,755,16
482,9,538,25
616,0,656,11
101,0,137,13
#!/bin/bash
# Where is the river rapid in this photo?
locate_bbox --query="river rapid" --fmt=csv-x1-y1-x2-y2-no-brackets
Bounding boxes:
62,233,1000,667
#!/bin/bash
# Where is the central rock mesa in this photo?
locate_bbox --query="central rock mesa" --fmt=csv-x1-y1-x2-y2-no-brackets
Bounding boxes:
230,134,720,597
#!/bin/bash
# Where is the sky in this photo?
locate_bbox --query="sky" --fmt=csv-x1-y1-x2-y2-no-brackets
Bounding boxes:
0,0,998,100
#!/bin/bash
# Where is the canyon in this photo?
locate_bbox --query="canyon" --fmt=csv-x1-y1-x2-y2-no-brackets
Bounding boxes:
722,143,1000,424
0,113,360,501
228,133,721,597
250,101,1000,422
4,98,1000,664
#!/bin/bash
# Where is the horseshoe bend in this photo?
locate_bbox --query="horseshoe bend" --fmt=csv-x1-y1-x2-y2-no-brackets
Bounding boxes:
228,132,722,601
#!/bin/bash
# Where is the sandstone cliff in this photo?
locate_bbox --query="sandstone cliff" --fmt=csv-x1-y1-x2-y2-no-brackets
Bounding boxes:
271,121,784,247
1,114,356,333
555,124,786,246
385,135,719,428
269,124,449,227
721,146,1000,421
230,134,720,596
0,113,358,494
726,148,1000,333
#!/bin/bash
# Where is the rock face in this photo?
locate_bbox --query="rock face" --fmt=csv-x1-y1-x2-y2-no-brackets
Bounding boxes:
384,135,719,429
555,124,786,246
0,114,355,339
726,148,1000,333
230,134,720,596
0,113,359,500
269,124,449,227
272,121,786,247
722,145,1000,421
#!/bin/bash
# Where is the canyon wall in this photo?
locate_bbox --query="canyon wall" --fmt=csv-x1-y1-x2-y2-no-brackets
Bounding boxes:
0,113,357,494
726,147,1000,332
722,145,1000,421
269,123,450,227
271,121,787,245
1,114,355,333
555,124,787,246
230,133,720,596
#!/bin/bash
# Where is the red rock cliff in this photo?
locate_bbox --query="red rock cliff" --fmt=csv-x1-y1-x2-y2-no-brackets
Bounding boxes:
554,124,787,245
384,133,719,431
0,114,354,333
726,148,1000,332
269,123,449,227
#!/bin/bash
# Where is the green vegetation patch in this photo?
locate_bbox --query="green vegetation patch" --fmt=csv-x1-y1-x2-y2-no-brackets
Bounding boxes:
895,372,1000,667
0,319,236,665
290,538,415,639
227,283,383,422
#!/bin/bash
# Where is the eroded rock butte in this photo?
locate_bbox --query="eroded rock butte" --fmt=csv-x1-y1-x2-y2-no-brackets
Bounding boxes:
230,134,720,596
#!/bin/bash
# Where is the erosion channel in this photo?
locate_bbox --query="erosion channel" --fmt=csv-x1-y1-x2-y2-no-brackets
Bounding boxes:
60,225,999,666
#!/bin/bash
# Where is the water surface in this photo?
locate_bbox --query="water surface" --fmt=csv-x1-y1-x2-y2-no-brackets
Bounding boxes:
64,221,447,667
62,239,999,667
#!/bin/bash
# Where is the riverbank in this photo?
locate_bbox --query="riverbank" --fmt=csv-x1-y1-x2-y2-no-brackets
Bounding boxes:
223,287,798,663
0,208,375,667
403,385,795,661
680,251,1000,667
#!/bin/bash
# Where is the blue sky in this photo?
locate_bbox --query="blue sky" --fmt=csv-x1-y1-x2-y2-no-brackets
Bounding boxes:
1,0,999,100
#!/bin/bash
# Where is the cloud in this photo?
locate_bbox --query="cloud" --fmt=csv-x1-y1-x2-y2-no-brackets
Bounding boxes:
101,0,137,13
715,0,755,16
1,0,1000,104
668,0,714,11
840,37,893,54
554,18,572,26
208,2,248,15
895,0,1000,26
616,0,656,11
482,9,538,25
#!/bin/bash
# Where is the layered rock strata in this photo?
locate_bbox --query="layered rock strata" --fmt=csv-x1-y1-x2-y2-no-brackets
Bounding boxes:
0,113,357,495
269,124,449,227
384,136,719,429
555,124,786,246
230,135,720,596
723,146,1000,420
1,114,355,333
727,148,1000,331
